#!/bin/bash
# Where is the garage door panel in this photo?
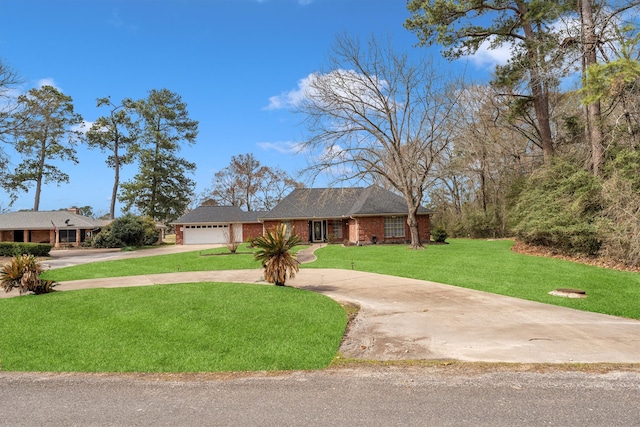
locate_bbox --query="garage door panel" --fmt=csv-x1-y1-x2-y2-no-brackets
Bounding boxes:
183,224,243,245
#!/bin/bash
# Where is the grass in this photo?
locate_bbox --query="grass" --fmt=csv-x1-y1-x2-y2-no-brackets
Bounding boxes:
41,244,265,281
303,239,640,319
41,239,640,319
0,282,346,372
4,238,639,373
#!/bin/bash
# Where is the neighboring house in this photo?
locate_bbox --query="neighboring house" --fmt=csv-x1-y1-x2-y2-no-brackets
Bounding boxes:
172,206,266,245
0,208,107,248
173,186,433,245
260,186,433,244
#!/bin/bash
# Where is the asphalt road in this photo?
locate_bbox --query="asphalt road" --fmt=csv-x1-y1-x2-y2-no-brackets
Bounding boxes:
1,368,639,426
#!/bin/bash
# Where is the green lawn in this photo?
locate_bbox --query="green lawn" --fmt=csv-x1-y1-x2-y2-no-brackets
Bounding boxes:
4,239,639,373
41,239,640,319
0,282,346,372
41,244,265,281
304,239,640,319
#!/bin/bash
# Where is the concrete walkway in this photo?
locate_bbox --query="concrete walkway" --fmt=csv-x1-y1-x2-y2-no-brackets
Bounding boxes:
3,245,639,364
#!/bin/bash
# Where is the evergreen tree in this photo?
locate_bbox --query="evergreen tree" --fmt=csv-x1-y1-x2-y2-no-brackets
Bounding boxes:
86,97,139,219
5,85,83,210
119,88,198,224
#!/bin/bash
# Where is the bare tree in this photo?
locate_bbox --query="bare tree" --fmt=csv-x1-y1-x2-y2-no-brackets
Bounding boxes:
433,85,540,237
297,35,459,249
254,166,302,211
207,153,301,211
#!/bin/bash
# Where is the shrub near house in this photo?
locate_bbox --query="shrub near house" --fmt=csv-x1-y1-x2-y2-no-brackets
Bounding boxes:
92,214,159,248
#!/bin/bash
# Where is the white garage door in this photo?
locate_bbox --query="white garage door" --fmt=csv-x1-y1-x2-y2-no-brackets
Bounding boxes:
183,224,243,245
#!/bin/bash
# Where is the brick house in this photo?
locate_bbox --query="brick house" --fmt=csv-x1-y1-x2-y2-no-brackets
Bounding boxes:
259,186,432,245
0,208,107,248
173,186,433,245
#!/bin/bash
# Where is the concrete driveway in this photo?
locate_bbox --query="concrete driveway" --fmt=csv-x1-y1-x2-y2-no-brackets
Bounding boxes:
3,245,639,364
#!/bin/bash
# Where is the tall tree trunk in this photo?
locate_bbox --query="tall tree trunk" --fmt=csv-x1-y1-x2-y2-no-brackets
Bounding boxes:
111,158,119,220
480,142,487,213
33,141,47,211
517,1,555,162
110,138,120,220
580,0,604,176
33,174,42,211
530,78,555,162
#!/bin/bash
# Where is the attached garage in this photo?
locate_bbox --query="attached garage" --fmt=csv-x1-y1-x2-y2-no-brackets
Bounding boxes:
172,206,266,245
182,224,239,245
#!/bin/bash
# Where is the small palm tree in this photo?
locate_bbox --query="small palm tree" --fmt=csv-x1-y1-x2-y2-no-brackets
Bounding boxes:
253,224,302,286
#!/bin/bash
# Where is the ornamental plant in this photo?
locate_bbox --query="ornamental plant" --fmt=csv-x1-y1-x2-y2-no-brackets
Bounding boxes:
0,254,57,295
253,224,301,286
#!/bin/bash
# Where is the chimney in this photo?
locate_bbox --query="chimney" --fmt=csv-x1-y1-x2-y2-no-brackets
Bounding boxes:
68,206,78,215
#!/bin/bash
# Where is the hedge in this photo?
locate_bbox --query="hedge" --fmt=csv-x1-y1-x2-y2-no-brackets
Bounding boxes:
0,242,52,257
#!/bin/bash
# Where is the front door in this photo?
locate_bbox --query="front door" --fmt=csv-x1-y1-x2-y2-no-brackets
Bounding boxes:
312,220,324,242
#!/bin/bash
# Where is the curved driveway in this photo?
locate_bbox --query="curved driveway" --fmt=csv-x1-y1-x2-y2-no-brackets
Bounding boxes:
5,245,640,364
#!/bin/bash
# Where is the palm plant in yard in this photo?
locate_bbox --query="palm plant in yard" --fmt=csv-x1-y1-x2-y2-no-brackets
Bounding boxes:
253,224,302,286
1,254,57,295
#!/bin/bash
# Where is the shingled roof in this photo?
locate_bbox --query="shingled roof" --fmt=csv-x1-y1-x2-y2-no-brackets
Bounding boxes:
172,205,265,224
259,186,432,220
0,210,106,230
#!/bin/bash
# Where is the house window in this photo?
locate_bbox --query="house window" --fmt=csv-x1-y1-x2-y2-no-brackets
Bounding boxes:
384,217,405,238
60,229,77,243
332,219,343,239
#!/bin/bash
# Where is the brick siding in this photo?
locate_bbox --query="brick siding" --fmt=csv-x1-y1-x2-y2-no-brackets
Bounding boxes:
242,223,263,241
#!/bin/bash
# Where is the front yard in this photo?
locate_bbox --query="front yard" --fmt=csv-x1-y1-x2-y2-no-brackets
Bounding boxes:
41,239,640,319
2,238,639,372
0,282,346,372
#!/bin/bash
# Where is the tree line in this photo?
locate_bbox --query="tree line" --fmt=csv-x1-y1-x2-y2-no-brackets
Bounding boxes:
0,75,198,223
2,0,638,266
404,0,640,265
291,0,640,265
0,70,297,224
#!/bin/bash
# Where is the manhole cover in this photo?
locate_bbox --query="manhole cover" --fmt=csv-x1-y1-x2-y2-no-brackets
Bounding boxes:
549,288,587,298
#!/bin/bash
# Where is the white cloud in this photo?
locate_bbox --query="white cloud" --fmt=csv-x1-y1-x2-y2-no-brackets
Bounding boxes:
257,141,306,154
265,74,315,110
72,121,93,134
36,78,61,90
69,121,93,143
318,144,347,162
465,38,512,69
266,69,388,111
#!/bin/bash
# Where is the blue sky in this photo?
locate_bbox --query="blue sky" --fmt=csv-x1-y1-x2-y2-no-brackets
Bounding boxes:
0,0,502,216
